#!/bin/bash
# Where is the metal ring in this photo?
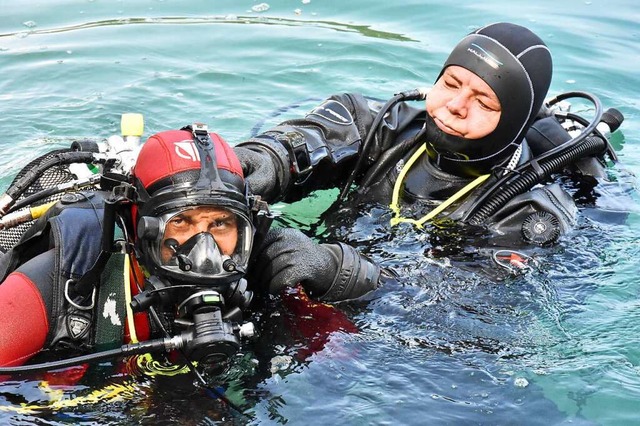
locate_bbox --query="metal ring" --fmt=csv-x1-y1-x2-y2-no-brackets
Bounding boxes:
64,279,96,311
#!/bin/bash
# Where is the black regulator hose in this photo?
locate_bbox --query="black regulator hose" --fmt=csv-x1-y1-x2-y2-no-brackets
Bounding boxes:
568,110,622,162
532,91,604,161
0,338,169,374
338,88,429,201
7,174,102,214
0,151,96,215
464,135,608,226
462,91,610,226
9,187,60,212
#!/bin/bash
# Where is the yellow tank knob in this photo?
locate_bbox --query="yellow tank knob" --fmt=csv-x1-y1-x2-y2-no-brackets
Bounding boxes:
121,113,144,137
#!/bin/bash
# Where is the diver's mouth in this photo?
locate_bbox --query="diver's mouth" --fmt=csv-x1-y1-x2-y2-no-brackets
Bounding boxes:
433,116,464,137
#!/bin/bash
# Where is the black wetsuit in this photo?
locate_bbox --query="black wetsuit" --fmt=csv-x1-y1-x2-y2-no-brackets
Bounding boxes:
236,23,615,248
237,92,607,247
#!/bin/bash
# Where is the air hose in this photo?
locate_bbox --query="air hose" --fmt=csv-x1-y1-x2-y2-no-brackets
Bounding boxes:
462,91,622,226
464,135,608,226
0,338,170,374
338,88,429,201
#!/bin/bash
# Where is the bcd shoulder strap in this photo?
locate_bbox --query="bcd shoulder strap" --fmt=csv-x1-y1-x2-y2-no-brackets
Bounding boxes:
94,252,127,351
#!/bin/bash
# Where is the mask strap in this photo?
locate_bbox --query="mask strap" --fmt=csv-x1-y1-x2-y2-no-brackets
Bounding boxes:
186,123,226,192
389,144,490,228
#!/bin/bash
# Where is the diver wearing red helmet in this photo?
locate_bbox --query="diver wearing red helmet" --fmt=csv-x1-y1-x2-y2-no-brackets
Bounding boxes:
0,124,388,368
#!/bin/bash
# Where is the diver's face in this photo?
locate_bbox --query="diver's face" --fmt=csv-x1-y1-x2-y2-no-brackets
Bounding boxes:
426,65,501,139
160,206,238,262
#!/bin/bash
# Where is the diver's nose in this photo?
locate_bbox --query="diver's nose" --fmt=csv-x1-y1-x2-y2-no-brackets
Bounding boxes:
446,91,469,118
194,221,211,234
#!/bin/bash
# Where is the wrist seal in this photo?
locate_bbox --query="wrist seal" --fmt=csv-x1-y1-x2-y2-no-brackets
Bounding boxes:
319,243,381,302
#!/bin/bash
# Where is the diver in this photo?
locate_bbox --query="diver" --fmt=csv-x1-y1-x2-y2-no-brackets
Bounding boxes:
0,125,390,368
235,22,623,248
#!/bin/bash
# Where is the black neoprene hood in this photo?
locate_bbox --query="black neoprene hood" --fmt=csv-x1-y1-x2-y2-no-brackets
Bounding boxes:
425,22,553,177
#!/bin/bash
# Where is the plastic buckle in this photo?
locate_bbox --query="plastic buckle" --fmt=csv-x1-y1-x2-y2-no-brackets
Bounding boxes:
190,122,214,150
112,182,136,200
192,122,209,135
278,132,313,184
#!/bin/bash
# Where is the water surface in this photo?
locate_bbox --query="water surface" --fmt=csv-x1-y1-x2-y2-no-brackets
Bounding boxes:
0,0,638,424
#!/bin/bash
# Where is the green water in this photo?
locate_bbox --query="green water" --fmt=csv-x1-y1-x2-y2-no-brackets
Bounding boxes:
0,0,639,424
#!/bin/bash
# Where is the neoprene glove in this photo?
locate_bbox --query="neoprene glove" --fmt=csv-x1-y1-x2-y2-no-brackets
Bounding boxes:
251,228,385,302
234,144,290,203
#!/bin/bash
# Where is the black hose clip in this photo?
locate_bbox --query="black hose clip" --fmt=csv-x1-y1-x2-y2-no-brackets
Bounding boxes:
130,275,174,313
528,159,545,181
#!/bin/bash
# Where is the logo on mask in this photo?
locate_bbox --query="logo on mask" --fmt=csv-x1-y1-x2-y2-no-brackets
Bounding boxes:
467,43,503,70
174,141,201,162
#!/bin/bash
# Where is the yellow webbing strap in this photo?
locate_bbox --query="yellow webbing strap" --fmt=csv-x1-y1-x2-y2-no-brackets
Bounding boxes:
389,144,490,228
123,254,138,344
0,381,139,414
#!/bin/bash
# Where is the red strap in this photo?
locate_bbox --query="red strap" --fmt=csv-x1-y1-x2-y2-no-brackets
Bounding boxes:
124,259,151,343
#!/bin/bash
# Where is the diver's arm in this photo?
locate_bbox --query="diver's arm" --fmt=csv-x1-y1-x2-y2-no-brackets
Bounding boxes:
317,242,394,302
236,93,378,203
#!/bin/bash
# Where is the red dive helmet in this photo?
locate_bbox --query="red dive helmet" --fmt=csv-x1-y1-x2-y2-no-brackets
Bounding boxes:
132,124,254,288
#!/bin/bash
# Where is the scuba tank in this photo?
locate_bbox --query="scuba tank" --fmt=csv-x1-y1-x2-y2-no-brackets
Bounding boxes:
0,112,145,246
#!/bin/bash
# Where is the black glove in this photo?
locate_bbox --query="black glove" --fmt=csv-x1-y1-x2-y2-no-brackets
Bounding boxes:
250,228,385,302
235,141,291,203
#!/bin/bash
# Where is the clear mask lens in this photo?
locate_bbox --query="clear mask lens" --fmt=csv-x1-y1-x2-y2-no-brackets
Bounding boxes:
150,205,253,283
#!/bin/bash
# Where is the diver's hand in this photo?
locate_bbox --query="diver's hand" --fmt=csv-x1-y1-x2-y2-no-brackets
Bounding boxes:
235,146,277,198
252,228,387,302
251,228,338,298
234,139,292,203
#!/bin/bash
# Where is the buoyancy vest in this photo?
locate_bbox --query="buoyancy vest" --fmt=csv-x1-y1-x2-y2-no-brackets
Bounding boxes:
0,191,150,353
351,133,577,245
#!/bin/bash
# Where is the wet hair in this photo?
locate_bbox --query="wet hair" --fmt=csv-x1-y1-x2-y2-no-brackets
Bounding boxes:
424,22,553,177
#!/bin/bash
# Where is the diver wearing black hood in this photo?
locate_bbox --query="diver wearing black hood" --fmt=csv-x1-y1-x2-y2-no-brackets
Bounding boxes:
236,22,617,247
424,22,552,177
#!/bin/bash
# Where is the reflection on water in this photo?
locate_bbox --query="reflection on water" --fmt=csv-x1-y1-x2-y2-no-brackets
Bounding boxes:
0,15,416,43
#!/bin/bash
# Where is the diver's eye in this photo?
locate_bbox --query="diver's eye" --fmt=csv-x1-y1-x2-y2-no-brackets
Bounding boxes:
209,216,237,232
477,98,499,112
168,215,188,230
478,99,491,110
443,78,459,89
